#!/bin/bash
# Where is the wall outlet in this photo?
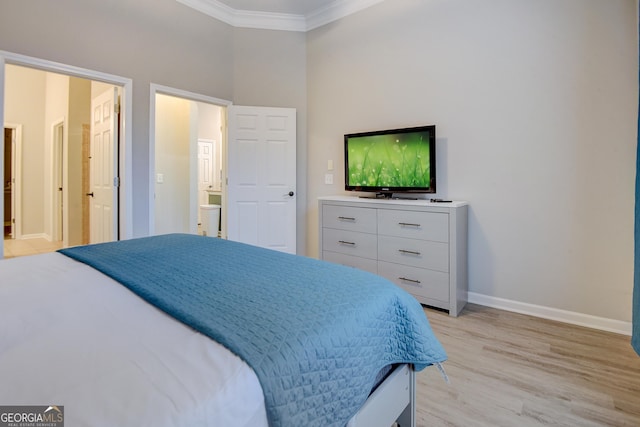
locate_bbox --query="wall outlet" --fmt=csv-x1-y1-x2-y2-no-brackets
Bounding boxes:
325,173,333,185
157,173,164,184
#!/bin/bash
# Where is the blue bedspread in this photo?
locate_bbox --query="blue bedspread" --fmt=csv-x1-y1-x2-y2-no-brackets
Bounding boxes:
59,234,446,427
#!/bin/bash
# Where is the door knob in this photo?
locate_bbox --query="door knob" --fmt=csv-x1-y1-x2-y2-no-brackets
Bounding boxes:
288,191,294,197
86,192,94,197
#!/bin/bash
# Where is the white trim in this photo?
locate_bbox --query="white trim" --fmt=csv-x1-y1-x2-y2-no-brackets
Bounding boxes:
175,0,384,32
150,84,232,107
235,10,306,32
148,83,231,236
19,233,50,241
176,0,305,31
176,0,236,25
468,292,632,336
306,0,385,31
2,52,129,85
0,50,134,245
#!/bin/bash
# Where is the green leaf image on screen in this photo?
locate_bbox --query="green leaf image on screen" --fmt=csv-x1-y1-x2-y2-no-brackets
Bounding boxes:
347,132,432,188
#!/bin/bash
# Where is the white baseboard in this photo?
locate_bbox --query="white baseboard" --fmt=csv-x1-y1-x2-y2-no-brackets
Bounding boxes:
18,233,50,241
468,292,632,336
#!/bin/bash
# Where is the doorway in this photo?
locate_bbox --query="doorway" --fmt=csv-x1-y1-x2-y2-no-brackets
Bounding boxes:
3,128,12,238
149,84,297,254
3,66,106,252
1,56,131,259
153,92,224,237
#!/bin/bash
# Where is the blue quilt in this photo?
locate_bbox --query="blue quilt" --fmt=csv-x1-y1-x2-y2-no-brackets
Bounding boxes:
59,234,446,427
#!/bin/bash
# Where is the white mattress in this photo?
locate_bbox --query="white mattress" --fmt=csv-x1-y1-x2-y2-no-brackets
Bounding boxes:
0,252,268,427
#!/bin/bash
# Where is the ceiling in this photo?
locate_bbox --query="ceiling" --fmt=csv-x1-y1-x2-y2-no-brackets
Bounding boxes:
177,0,384,32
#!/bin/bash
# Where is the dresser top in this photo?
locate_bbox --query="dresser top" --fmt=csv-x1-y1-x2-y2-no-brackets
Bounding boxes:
318,195,468,208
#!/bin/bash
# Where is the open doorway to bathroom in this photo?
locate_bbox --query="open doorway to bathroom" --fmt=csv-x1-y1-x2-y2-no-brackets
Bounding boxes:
153,92,224,238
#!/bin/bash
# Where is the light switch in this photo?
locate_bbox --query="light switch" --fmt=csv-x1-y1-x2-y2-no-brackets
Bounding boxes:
327,160,334,171
325,173,333,185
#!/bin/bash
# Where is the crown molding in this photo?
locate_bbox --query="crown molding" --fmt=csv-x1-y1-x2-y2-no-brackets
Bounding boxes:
306,0,384,31
235,10,307,32
177,0,236,25
176,0,384,32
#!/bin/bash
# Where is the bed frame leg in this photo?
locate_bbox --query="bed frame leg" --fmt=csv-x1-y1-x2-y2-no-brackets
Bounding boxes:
396,367,416,427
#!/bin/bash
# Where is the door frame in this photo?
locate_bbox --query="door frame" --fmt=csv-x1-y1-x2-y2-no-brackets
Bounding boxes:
148,83,231,237
0,50,133,259
4,123,21,239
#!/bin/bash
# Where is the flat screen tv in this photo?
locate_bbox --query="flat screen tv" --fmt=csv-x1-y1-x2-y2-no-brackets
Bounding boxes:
344,125,436,197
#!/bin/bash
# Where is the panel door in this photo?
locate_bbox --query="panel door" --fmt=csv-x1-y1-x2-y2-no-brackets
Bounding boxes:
90,88,118,244
227,106,296,254
198,139,214,209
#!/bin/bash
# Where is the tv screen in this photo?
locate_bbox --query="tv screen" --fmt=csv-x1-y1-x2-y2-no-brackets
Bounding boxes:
344,125,436,196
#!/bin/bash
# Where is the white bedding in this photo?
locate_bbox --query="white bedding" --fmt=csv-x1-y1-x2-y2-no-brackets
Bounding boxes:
0,252,268,427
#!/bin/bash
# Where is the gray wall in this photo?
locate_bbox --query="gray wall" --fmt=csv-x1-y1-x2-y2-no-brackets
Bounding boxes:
306,0,637,323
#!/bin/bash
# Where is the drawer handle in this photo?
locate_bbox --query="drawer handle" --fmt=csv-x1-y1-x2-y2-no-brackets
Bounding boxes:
338,216,356,221
399,249,421,256
399,222,421,227
399,277,421,284
338,240,356,246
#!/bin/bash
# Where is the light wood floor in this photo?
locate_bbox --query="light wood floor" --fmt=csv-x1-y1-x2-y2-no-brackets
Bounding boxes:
3,237,63,259
417,304,640,427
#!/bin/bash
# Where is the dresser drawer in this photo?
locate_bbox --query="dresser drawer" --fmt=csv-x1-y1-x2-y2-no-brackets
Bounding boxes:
378,235,449,272
378,209,449,242
322,228,377,259
378,261,449,303
322,251,378,274
322,205,377,234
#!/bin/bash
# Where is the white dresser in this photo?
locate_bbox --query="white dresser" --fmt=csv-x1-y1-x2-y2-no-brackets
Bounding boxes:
319,196,468,316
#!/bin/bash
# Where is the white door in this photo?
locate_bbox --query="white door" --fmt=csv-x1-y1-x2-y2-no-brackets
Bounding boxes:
53,123,64,242
197,139,215,226
90,88,119,244
227,106,296,254
198,140,214,205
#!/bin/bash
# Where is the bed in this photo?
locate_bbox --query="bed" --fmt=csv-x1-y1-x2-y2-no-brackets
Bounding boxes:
0,233,446,426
